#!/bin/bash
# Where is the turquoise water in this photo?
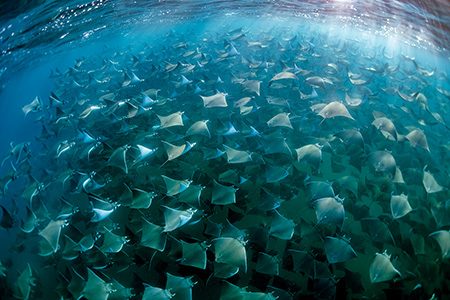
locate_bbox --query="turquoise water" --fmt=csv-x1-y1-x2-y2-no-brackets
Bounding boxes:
0,1,449,299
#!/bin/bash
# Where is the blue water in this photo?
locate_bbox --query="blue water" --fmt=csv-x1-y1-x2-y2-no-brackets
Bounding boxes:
0,1,449,158
0,1,449,299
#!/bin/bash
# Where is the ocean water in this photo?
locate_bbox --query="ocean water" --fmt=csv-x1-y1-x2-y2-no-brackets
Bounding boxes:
0,1,449,299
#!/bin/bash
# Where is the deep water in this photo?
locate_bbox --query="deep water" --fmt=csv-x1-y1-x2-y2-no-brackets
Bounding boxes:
0,1,449,299
0,0,449,156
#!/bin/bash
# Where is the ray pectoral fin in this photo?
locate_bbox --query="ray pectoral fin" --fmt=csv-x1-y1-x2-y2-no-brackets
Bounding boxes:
135,144,157,162
313,196,345,228
141,219,167,252
177,184,203,208
324,236,357,263
406,128,430,152
369,150,397,176
21,206,37,233
180,240,207,269
185,120,211,137
38,219,67,253
267,112,293,129
213,237,247,273
157,111,184,129
81,269,112,300
108,145,129,174
317,101,354,120
162,175,191,196
265,164,289,183
296,144,322,169
91,207,115,223
200,92,228,108
213,262,240,279
423,167,444,193
129,188,154,209
369,252,401,283
22,97,42,116
390,194,412,219
161,140,194,161
211,180,236,205
269,210,295,240
270,71,297,82
99,230,127,254
162,205,195,232
14,264,34,300
223,145,252,164
429,230,450,258
165,273,195,299
142,284,172,300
